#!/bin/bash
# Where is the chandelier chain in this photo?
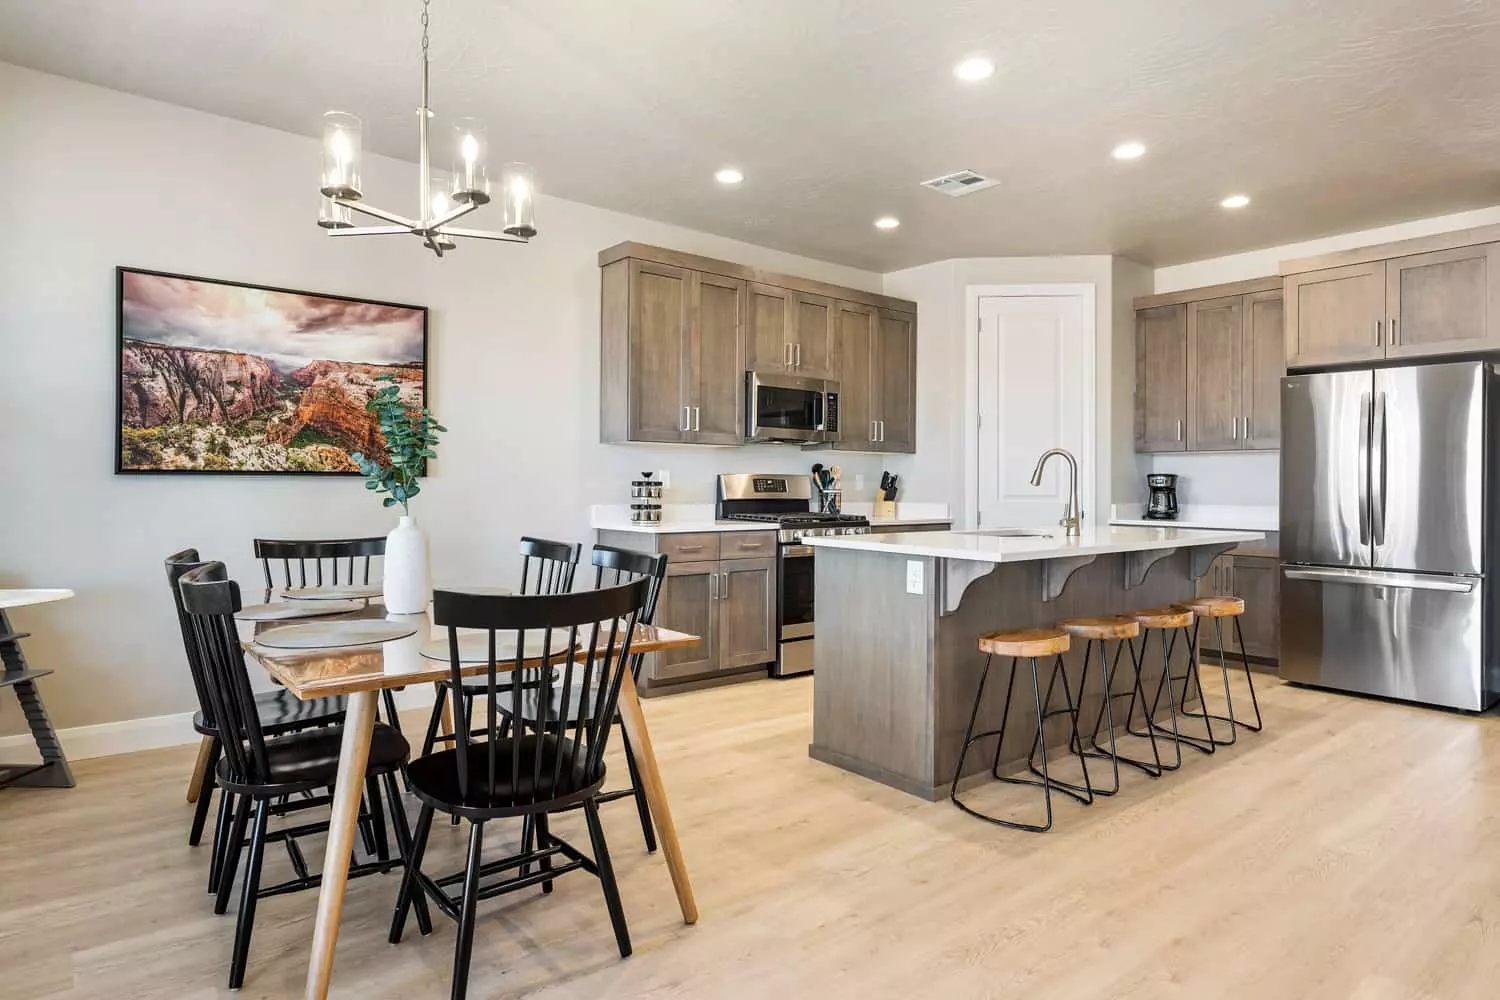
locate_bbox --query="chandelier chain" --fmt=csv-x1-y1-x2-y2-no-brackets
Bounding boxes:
421,0,431,57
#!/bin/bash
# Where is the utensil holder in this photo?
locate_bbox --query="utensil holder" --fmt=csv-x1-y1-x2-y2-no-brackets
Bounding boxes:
820,489,843,515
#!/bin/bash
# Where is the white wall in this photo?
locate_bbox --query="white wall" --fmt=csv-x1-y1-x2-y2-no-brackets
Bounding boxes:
883,256,1139,526
0,63,905,730
1146,203,1500,509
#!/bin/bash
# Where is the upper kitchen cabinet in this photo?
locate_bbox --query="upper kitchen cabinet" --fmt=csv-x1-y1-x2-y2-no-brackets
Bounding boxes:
1134,276,1283,454
599,257,744,445
599,242,917,449
1281,225,1500,367
1283,261,1387,367
1385,244,1500,359
830,302,917,454
1134,303,1188,452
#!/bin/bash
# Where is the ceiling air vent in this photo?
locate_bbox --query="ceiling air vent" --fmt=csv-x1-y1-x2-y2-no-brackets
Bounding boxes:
920,169,999,197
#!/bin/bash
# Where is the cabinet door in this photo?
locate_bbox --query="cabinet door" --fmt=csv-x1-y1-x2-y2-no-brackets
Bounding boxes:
1134,304,1187,452
874,309,917,453
1230,556,1279,660
686,272,746,445
1187,295,1243,451
628,260,690,443
789,292,834,377
646,560,717,682
832,301,876,451
1386,243,1500,359
718,556,777,671
744,281,792,373
1284,262,1387,367
1241,290,1284,450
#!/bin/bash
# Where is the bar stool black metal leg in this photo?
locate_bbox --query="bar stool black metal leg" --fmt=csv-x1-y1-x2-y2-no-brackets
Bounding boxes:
1026,655,1093,805
1147,627,1216,755
1232,617,1264,732
951,656,1055,832
1122,630,1183,773
1073,639,1121,796
1176,618,1240,747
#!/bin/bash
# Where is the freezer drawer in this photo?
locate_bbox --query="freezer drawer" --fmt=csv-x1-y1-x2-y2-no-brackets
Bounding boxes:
1279,566,1493,711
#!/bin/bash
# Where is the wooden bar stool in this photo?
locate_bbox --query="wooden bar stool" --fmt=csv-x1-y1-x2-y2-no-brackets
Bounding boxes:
1055,616,1140,795
951,627,1090,833
1175,596,1263,746
1127,606,1218,759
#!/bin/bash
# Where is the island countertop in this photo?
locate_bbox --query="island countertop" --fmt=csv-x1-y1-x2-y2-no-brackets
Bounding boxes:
801,524,1264,563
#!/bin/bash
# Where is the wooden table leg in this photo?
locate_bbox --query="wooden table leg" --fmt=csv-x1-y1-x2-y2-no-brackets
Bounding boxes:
186,736,214,803
304,690,377,1000
614,674,697,925
440,688,455,741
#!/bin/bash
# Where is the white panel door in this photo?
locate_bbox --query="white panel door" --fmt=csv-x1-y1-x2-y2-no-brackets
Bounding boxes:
975,293,1089,529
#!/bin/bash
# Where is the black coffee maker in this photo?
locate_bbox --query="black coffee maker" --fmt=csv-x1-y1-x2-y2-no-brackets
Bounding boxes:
1144,474,1179,520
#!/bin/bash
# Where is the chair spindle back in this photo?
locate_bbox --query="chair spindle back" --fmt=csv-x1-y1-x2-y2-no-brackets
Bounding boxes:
253,537,386,601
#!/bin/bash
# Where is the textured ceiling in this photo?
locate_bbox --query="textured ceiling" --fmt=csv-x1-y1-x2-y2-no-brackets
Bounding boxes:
2,0,1499,271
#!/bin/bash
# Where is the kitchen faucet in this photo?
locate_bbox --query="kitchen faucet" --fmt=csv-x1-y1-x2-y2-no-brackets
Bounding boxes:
1030,448,1083,536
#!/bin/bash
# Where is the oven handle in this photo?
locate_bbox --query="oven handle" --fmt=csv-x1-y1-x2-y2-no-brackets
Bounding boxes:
782,545,814,558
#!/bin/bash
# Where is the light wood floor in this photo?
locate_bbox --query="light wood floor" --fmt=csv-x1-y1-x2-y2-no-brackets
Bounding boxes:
5,673,1500,999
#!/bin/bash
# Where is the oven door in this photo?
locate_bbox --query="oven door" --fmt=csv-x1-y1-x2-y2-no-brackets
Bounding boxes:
747,372,826,443
776,544,815,676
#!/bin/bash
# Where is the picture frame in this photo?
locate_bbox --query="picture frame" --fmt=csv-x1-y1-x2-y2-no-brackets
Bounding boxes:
115,267,429,475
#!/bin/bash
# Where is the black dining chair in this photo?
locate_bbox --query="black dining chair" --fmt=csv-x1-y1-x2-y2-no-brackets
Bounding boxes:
165,551,348,884
253,536,409,759
389,579,651,1000
178,560,428,990
499,544,668,852
419,537,582,758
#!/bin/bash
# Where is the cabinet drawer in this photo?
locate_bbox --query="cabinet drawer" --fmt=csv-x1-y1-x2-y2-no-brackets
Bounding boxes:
720,531,777,559
658,532,720,563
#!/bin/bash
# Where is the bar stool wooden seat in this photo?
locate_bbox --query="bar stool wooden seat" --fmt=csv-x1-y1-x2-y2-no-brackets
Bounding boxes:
1174,596,1263,746
952,627,1093,833
1125,606,1218,762
1056,616,1140,795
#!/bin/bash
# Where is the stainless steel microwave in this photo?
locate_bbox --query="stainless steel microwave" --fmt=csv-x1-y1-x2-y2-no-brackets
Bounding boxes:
745,372,840,444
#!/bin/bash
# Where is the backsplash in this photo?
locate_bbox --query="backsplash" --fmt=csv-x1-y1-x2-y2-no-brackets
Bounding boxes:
1146,451,1279,507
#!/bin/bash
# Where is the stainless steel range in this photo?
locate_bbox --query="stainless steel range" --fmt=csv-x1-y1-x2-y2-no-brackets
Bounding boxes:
716,474,870,677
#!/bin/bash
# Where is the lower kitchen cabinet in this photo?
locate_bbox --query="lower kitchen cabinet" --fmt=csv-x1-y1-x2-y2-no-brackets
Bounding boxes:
596,529,779,690
1196,551,1279,662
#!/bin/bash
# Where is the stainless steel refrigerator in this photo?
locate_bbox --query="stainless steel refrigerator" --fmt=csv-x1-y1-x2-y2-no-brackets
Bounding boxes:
1280,360,1499,711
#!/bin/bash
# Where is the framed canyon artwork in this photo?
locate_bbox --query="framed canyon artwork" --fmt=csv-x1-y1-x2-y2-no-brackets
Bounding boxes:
116,268,428,474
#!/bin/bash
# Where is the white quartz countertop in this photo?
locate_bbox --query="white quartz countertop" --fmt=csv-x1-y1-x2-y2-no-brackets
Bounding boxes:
801,526,1263,564
1108,504,1278,532
0,588,75,610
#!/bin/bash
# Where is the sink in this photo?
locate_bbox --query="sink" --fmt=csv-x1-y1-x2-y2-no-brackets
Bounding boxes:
959,529,1054,538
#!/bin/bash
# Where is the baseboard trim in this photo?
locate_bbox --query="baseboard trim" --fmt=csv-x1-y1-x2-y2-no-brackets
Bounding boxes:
0,685,443,763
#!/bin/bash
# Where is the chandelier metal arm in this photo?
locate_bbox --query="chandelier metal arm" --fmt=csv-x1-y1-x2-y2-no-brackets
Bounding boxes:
336,198,420,229
441,226,532,243
424,199,480,231
326,225,413,237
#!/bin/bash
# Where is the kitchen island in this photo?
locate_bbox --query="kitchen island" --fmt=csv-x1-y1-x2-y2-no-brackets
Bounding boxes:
802,525,1262,799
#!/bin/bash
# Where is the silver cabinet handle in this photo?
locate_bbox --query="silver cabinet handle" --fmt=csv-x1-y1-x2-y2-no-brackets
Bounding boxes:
1244,416,1251,440
720,571,729,599
784,342,792,368
681,406,691,432
1375,319,1383,345
793,343,800,368
1283,567,1475,593
737,541,764,550
1391,318,1398,345
879,420,886,442
1176,419,1183,441
1231,417,1238,440
871,420,877,443
707,571,716,600
676,544,705,553
693,406,701,432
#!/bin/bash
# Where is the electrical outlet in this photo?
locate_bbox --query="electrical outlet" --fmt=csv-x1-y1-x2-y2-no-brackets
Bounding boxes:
906,560,924,595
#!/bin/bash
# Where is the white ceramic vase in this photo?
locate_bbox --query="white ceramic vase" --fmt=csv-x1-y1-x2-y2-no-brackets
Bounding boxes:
383,515,430,614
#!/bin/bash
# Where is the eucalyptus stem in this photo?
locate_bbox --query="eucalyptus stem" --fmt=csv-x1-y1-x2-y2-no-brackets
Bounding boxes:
350,373,445,516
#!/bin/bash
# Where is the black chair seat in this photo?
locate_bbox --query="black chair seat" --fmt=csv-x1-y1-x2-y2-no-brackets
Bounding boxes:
216,722,409,795
406,733,603,815
193,689,346,737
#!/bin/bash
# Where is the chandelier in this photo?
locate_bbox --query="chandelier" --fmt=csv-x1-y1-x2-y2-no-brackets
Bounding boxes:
317,0,536,257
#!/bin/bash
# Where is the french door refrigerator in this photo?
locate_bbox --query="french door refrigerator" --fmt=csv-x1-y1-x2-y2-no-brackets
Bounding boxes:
1280,360,1499,711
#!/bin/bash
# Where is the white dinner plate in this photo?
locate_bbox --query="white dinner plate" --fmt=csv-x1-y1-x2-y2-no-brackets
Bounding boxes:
279,584,383,601
253,620,418,650
419,632,569,664
234,600,368,622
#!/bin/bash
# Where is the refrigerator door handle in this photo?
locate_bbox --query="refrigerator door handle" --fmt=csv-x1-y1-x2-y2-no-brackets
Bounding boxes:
1357,391,1371,545
1282,567,1476,593
1372,390,1388,547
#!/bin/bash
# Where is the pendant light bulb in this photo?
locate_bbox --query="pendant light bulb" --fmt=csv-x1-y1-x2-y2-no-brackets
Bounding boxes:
320,111,363,200
450,118,490,205
501,162,537,239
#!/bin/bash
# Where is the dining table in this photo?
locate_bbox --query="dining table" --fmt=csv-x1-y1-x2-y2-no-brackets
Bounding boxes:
237,598,703,1000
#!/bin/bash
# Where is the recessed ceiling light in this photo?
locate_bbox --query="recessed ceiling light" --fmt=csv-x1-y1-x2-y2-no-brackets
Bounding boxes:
952,57,995,82
714,167,744,185
1111,141,1146,160
874,216,901,230
1220,193,1251,209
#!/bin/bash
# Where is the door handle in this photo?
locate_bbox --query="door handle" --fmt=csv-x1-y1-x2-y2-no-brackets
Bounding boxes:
1176,419,1183,442
720,571,729,599
1357,391,1371,544
1375,319,1382,345
1231,417,1239,440
784,342,792,368
681,406,691,433
794,344,801,368
708,571,717,600
879,420,885,443
1244,416,1251,441
1372,391,1387,547
870,420,877,443
1283,567,1475,593
693,406,701,432
1391,318,1398,346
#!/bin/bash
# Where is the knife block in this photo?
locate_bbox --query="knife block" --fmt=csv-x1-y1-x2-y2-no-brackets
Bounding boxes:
873,498,897,520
